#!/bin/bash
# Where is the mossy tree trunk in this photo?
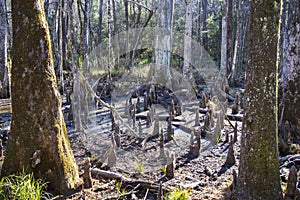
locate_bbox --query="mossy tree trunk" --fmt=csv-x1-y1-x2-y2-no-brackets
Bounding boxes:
0,0,9,98
1,0,79,194
279,0,300,129
237,0,283,199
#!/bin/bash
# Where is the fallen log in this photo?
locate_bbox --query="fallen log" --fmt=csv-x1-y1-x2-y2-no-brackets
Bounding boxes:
91,168,170,193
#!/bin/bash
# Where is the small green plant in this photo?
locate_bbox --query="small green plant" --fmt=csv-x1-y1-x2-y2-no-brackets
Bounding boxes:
161,166,167,174
134,161,144,173
115,181,126,199
0,171,50,200
165,187,191,200
216,135,222,144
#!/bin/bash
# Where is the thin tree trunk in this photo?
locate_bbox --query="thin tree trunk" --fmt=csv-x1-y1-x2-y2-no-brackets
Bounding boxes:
0,0,9,98
112,0,119,69
57,0,64,93
124,0,129,67
220,0,227,74
183,0,193,80
202,0,208,48
226,0,233,77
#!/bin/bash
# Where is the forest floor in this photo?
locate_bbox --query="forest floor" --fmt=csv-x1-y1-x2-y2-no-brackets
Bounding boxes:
65,119,240,200
0,94,294,200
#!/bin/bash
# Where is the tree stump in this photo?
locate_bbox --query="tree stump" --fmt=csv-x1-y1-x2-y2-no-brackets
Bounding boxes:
83,158,92,188
225,136,235,166
195,107,200,126
285,166,297,199
234,121,238,143
166,151,175,178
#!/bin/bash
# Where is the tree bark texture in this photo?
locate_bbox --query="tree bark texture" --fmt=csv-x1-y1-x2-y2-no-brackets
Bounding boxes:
237,0,283,199
1,0,79,194
279,0,300,127
155,0,174,85
0,0,9,98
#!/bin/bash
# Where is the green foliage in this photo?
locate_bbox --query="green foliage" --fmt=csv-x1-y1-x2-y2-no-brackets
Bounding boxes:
165,187,191,200
134,161,144,173
161,166,167,174
0,171,50,200
216,134,222,144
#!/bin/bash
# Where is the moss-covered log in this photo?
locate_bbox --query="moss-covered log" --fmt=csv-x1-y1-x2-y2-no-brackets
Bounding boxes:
237,1,283,199
1,0,79,194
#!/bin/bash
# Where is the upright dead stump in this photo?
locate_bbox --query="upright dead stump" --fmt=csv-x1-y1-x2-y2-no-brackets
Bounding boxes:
225,136,235,166
0,139,2,157
166,115,174,141
195,107,200,126
144,94,148,111
138,119,143,137
83,158,92,188
107,135,117,168
199,93,207,109
114,122,121,148
233,121,238,143
189,130,201,157
285,166,298,199
136,96,141,113
203,111,210,137
146,112,151,128
157,182,163,200
166,151,175,178
231,92,239,114
225,130,229,143
153,111,160,135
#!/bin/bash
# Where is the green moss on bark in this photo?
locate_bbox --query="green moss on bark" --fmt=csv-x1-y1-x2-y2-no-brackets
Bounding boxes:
1,0,79,195
237,1,283,199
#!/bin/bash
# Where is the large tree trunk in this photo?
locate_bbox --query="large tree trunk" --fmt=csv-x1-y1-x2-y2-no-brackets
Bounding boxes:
279,0,300,128
1,0,79,194
0,0,9,98
237,0,283,199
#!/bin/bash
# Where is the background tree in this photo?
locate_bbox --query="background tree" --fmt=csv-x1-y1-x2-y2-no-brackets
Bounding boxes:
237,0,283,199
0,0,9,98
1,0,79,194
279,0,300,140
183,0,192,80
155,0,174,85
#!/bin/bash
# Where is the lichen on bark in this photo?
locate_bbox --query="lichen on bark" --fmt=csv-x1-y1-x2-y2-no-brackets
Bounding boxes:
1,0,79,194
237,1,283,199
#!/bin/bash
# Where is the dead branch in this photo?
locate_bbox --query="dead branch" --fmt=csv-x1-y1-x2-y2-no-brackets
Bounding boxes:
91,168,170,193
78,71,140,138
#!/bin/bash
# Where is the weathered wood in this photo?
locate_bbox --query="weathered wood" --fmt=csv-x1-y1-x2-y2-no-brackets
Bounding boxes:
91,168,169,193
285,166,297,199
83,158,92,188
